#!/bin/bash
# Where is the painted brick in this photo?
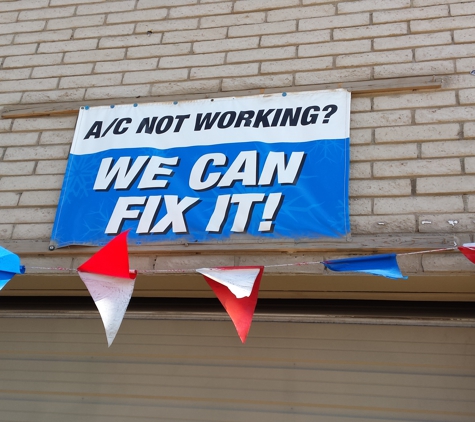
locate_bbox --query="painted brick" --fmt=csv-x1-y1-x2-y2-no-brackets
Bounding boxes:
123,69,188,84
466,122,475,138
416,44,475,62
468,195,475,212
0,175,63,192
450,1,475,15
351,110,412,129
19,191,61,206
350,179,411,197
77,0,135,15
95,58,158,73
107,9,168,24
32,63,94,79
421,140,475,158
150,80,220,96
0,44,37,58
338,0,410,13
0,225,13,239
422,254,475,272
0,0,48,12
299,40,371,58
60,74,122,89
48,15,106,31
38,39,98,54
14,29,72,44
191,63,258,79
374,32,452,50
163,27,227,43
0,193,20,207
193,37,259,54
0,12,19,24
417,175,475,194
85,84,151,100
36,160,68,174
411,16,474,33
0,162,35,176
374,196,464,215
0,93,22,105
200,12,265,29
261,30,330,48
228,21,296,37
351,215,416,234
299,13,369,31
19,6,75,20
349,198,372,215
373,5,448,23
170,2,232,19
374,91,456,110
0,78,58,93
160,53,225,68
0,20,45,35
466,157,475,173
351,144,418,161
12,116,77,132
0,133,39,147
40,130,74,145
227,46,296,63
459,89,475,104
350,129,372,144
350,162,372,179
138,0,198,7
234,0,299,12
374,60,454,79
374,158,461,177
296,67,371,86
261,57,332,74
0,69,32,81
3,53,63,69
418,213,475,233
128,43,191,59
267,4,335,22
375,123,460,143
12,224,54,240
416,106,475,123
4,146,69,161
135,18,198,34
75,24,135,39
64,49,126,63
22,89,85,104
455,28,475,43
337,50,412,68
334,23,407,41
222,74,293,91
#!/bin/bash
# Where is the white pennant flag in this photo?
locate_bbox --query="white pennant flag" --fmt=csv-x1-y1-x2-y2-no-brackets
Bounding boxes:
196,267,261,298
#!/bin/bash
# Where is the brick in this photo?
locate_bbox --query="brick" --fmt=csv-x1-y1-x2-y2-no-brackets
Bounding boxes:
451,1,475,15
77,0,135,15
416,106,475,123
40,130,74,145
22,89,85,104
349,198,372,215
350,129,372,144
0,162,35,176
351,98,371,112
0,225,13,239
350,162,371,179
0,78,58,93
299,13,369,31
0,133,39,147
0,193,20,207
350,179,411,197
3,53,63,69
135,18,198,34
228,21,296,37
466,122,475,138
374,196,464,215
19,6,75,20
234,0,299,12
99,33,163,49
38,39,98,54
0,12,19,24
95,58,158,73
36,160,68,174
14,29,72,44
155,255,234,271
60,74,122,89
238,253,324,274
334,23,407,41
417,175,475,194
0,120,12,132
296,67,371,86
227,46,296,63
138,0,198,7
128,43,191,59
418,213,475,232
411,16,473,32
422,254,475,273
12,116,77,132
421,140,475,158
19,191,61,206
47,15,105,30
200,12,265,28
0,20,45,35
32,63,94,79
85,84,151,100
0,208,55,224
123,69,188,84
170,2,232,18
339,0,410,13
351,144,418,161
0,44,37,58
261,30,330,47
374,32,452,50
374,91,456,110
397,255,422,274
455,28,475,43
0,0,48,12
0,175,63,192
375,123,460,143
222,74,292,91
151,80,220,96
4,145,70,161
374,158,461,177
455,59,475,74
0,34,13,45
414,0,472,5
466,157,475,173
373,5,448,23
336,50,412,68
351,215,416,234
267,4,335,22
416,44,475,61
374,60,454,79
0,93,22,105
75,24,135,39
351,110,412,129
460,89,475,104
299,40,371,58
191,63,258,79
50,0,109,3
193,37,259,54
107,9,168,24
0,68,32,81
163,27,227,43
261,57,332,74
12,224,54,240
160,53,224,68
64,49,126,63
468,195,475,212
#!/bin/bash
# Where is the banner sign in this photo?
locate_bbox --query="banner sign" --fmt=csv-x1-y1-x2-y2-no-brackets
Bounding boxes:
51,90,351,247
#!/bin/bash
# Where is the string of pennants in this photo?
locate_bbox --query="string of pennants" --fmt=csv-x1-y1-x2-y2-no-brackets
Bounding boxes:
1,232,474,347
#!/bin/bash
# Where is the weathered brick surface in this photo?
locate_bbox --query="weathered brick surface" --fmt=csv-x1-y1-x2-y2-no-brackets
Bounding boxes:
373,158,461,178
418,213,475,233
417,175,475,194
374,196,464,215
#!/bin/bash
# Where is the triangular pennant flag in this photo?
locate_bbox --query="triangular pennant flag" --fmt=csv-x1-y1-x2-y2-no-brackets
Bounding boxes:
458,243,475,264
196,267,261,298
199,266,264,343
323,253,407,280
0,246,25,290
78,232,137,346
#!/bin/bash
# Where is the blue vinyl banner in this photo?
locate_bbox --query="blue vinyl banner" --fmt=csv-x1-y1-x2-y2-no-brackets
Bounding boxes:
51,90,351,247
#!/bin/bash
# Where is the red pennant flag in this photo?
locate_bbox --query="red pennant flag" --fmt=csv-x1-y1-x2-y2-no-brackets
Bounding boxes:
459,243,475,264
198,266,264,343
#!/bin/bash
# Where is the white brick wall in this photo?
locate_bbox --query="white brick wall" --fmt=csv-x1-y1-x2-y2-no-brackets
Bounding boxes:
0,0,473,253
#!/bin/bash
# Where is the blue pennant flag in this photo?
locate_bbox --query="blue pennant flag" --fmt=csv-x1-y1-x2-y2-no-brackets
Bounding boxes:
0,246,25,290
323,253,407,280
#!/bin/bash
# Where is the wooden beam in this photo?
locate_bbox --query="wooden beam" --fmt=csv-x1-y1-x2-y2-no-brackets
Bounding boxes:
1,75,443,119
